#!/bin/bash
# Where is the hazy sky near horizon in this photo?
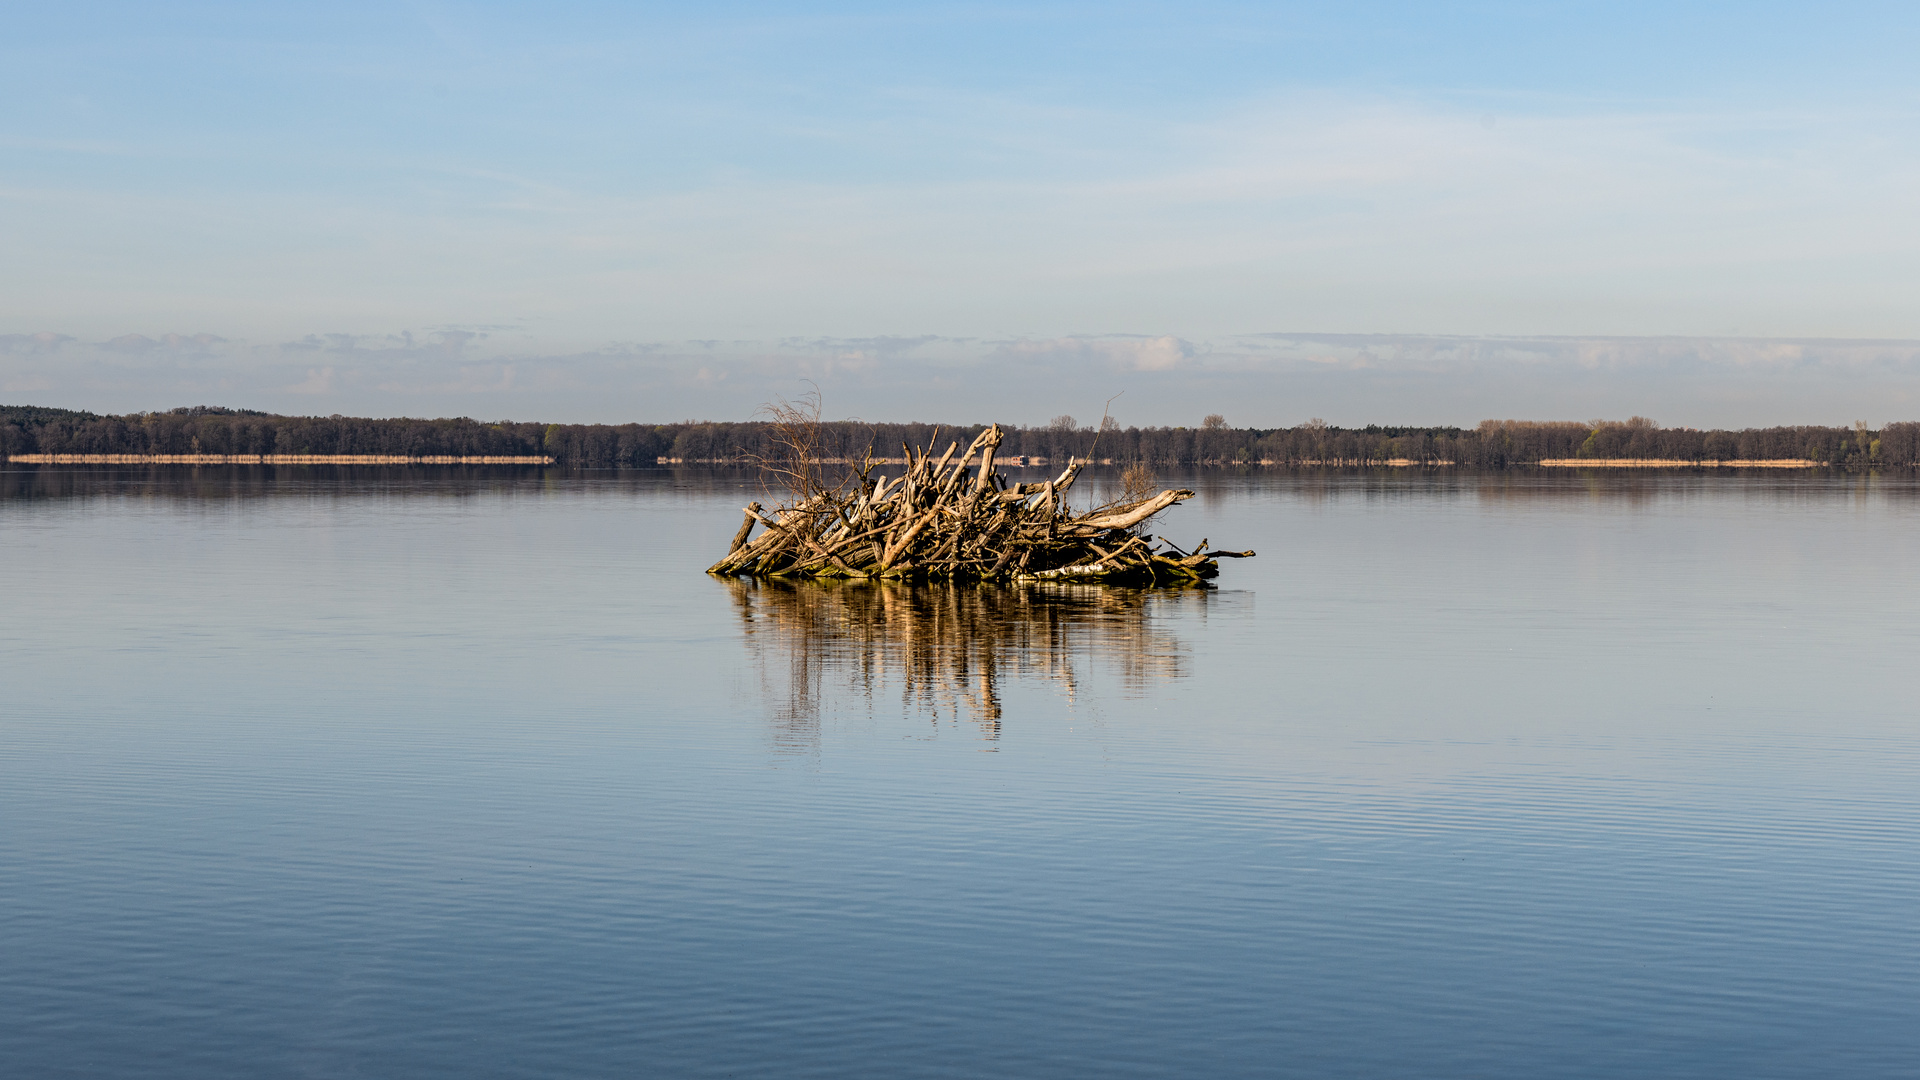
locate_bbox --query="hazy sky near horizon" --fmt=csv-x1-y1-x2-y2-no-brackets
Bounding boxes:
7,2,1920,425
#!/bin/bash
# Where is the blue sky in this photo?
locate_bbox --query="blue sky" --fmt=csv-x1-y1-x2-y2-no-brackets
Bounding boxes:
6,2,1920,424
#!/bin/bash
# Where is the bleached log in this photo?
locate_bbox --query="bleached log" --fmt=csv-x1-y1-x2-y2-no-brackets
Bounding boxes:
1070,489,1194,532
973,425,1005,495
728,502,762,553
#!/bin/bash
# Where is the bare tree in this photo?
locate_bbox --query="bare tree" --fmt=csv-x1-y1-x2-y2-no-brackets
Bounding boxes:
1119,460,1158,503
750,385,867,508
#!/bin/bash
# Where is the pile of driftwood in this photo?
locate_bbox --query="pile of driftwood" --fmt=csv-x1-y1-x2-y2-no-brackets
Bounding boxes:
707,424,1252,585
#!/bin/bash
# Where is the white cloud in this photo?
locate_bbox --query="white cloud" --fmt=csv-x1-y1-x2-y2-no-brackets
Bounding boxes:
996,335,1194,371
286,366,336,395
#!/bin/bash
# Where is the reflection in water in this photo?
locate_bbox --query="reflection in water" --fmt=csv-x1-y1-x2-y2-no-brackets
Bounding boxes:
0,463,775,504
1176,464,1920,510
0,463,559,501
729,578,1206,750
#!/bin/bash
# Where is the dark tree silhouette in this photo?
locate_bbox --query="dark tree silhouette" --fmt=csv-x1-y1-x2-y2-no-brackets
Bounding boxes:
5,405,1918,467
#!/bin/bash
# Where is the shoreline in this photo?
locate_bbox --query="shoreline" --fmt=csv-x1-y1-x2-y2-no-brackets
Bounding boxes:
7,454,555,465
3,455,1840,469
1536,458,1817,468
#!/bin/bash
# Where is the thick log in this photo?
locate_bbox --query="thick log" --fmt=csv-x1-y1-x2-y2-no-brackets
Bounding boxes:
879,508,940,569
1070,489,1194,532
1052,458,1085,495
942,428,994,496
974,424,1004,495
987,544,1021,577
728,502,762,553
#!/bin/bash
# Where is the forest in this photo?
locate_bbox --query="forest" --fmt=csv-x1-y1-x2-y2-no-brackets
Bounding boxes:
6,404,1920,467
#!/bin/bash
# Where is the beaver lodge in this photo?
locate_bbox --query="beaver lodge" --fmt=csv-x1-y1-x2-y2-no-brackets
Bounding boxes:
707,422,1252,586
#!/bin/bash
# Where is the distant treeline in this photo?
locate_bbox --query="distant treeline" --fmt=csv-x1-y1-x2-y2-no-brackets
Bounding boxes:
6,405,1920,467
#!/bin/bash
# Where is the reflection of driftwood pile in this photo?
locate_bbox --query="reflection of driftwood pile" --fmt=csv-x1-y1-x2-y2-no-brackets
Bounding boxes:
707,423,1252,585
732,578,1201,741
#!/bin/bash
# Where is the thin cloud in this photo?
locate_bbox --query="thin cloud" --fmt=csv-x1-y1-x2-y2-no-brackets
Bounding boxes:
0,332,75,354
12,328,1920,427
995,335,1194,372
101,333,226,354
286,366,337,395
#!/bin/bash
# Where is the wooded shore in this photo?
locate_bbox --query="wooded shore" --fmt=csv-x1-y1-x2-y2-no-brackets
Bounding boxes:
5,405,1916,468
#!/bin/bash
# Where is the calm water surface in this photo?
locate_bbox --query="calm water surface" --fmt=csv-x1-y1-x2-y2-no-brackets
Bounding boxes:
2,465,1918,1078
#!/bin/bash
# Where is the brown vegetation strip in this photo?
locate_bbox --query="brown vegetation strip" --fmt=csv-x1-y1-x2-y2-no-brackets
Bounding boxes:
663,456,1458,466
1537,458,1818,468
9,454,554,465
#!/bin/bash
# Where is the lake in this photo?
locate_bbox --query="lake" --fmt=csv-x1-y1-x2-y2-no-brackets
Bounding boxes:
3,465,1918,1078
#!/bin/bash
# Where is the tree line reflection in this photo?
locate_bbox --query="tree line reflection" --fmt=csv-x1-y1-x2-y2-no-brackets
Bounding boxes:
727,578,1207,751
